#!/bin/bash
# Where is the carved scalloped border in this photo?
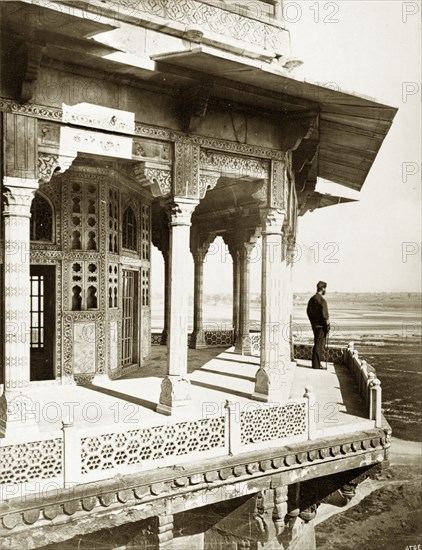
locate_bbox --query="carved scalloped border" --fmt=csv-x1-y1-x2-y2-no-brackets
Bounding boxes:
0,430,390,533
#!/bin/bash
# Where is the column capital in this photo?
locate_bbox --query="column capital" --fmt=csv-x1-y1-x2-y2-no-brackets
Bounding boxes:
243,240,256,260
167,198,198,226
192,248,207,264
260,207,285,235
190,227,215,260
286,236,297,265
3,181,37,217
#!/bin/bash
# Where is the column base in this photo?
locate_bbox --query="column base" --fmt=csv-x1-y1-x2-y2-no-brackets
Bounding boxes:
0,392,39,439
252,367,290,403
156,375,191,416
234,334,253,356
91,373,111,386
189,330,207,349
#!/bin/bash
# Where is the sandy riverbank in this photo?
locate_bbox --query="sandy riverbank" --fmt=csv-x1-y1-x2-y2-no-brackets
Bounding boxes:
315,437,422,549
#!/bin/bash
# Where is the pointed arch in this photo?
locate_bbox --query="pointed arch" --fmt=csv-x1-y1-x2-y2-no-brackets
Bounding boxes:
122,205,137,251
30,191,54,242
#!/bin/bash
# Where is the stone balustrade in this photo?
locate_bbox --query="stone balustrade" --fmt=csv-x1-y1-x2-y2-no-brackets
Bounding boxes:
153,329,384,429
0,392,313,497
343,342,382,428
151,329,234,347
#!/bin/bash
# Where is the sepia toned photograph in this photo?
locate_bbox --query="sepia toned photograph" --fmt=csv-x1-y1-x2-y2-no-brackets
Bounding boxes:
0,1,420,549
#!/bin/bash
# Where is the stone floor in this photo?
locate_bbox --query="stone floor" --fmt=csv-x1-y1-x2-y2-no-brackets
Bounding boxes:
23,346,373,437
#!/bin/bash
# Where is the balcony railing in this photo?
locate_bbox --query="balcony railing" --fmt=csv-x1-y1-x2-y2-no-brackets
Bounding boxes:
343,342,382,428
0,338,383,499
0,394,314,496
151,332,383,428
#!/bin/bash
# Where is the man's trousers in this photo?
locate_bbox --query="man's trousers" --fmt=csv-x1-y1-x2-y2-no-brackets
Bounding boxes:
312,327,327,369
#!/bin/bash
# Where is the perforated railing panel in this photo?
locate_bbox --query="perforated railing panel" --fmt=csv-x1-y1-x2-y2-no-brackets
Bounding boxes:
0,439,62,484
204,330,234,346
81,417,226,474
240,403,307,445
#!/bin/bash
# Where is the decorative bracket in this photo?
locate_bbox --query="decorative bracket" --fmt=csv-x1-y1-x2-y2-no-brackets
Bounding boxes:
18,42,46,102
279,112,318,152
38,152,77,184
182,84,212,133
133,162,172,197
199,169,220,199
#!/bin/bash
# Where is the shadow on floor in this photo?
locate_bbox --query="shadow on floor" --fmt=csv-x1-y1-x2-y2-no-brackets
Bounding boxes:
84,383,158,412
333,363,367,417
120,347,227,379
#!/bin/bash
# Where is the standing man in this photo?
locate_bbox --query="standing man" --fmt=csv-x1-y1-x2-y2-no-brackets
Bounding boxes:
307,281,330,369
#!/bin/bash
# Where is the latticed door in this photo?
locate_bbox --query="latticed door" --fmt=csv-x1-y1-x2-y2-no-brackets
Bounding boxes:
30,265,55,380
121,269,139,366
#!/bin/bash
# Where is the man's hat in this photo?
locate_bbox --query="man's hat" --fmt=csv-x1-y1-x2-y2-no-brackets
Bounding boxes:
317,281,327,289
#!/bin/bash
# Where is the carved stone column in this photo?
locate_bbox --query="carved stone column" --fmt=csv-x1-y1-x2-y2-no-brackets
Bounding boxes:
232,247,241,339
0,180,39,437
253,208,289,402
151,206,170,345
157,198,198,415
223,233,241,341
190,229,214,349
161,251,170,345
234,241,255,355
190,249,207,349
286,236,296,359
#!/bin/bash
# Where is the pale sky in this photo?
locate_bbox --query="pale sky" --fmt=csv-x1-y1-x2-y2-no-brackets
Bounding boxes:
287,0,421,292
152,1,421,295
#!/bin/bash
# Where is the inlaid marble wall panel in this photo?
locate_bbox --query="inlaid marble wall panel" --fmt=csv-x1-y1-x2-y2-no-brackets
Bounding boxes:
73,322,96,375
109,320,119,372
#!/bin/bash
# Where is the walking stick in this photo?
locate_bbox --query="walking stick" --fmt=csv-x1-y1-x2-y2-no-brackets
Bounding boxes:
325,330,329,370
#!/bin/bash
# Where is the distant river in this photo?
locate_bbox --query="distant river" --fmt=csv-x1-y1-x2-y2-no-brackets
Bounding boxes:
152,295,422,441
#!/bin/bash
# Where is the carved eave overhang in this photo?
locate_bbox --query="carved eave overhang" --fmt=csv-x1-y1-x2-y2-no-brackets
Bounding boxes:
152,46,398,192
0,1,120,101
